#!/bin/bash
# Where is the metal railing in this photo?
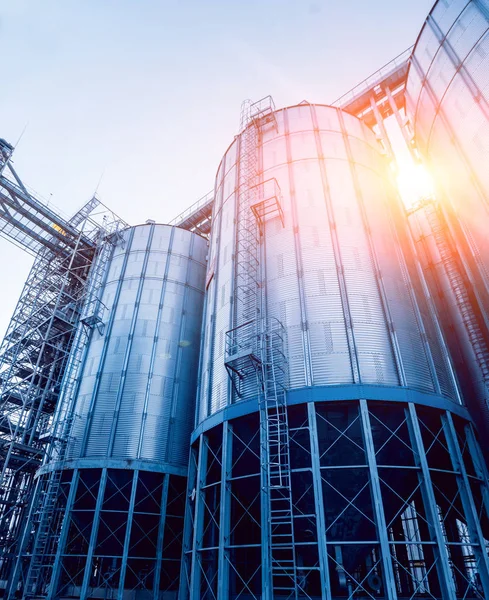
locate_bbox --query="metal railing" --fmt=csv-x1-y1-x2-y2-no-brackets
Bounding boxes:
168,190,214,227
332,46,413,109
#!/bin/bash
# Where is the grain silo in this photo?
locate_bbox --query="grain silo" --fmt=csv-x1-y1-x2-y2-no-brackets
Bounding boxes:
405,0,489,280
405,0,489,461
15,223,207,599
180,101,489,600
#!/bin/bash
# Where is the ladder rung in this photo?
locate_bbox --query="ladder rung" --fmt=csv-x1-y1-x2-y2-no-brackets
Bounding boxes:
273,586,296,590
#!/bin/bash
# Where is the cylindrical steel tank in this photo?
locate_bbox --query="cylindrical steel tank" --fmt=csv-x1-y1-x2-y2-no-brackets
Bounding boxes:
408,200,489,458
406,0,489,459
182,103,489,600
405,0,489,284
67,223,206,467
198,103,459,423
30,223,207,599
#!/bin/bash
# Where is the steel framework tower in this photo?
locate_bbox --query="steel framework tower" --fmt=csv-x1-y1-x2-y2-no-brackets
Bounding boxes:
0,139,126,591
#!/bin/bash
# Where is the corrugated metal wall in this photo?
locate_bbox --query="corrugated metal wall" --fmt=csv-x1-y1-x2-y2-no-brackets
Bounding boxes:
406,0,489,451
406,0,489,295
197,103,459,423
67,223,207,468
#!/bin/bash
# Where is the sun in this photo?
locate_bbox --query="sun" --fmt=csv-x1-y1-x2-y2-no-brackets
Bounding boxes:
396,160,435,209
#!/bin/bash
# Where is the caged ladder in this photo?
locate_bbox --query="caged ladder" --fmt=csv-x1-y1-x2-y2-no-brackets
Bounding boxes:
225,96,298,598
259,318,297,599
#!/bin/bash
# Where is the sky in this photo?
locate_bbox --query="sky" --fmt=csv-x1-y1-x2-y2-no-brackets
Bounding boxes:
0,0,434,339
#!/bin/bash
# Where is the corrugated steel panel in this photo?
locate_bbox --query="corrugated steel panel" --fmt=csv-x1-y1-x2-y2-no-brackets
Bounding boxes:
67,224,206,469
197,103,459,423
406,0,489,410
407,1,489,276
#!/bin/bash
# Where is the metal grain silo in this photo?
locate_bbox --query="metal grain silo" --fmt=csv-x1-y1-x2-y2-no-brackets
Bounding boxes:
20,223,207,599
181,100,489,600
406,0,489,461
408,198,489,460
406,0,489,282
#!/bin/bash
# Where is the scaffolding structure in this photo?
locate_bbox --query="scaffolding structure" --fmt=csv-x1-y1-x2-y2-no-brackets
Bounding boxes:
8,233,118,600
0,139,126,593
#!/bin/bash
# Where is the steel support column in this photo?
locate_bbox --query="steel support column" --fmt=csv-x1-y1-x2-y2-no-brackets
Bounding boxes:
442,411,489,596
179,447,199,600
189,435,208,600
46,469,80,600
385,85,416,161
218,422,232,600
154,472,171,600
6,474,44,599
79,467,108,599
370,95,396,162
359,399,398,600
465,423,489,519
406,403,457,600
307,402,331,600
260,409,271,600
117,469,138,599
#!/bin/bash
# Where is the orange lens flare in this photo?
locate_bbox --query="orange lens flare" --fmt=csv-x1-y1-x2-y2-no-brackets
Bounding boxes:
396,162,435,208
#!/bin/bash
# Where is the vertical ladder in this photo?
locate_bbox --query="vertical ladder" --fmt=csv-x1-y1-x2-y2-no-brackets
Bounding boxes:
259,319,297,599
22,467,65,598
423,201,489,389
225,97,297,598
234,100,261,346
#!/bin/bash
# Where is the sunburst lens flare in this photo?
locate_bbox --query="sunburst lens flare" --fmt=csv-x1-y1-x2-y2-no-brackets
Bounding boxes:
396,161,435,209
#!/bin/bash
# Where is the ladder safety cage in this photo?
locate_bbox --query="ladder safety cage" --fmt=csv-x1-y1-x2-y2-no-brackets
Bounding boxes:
257,318,297,598
224,320,262,397
250,177,285,232
224,97,298,598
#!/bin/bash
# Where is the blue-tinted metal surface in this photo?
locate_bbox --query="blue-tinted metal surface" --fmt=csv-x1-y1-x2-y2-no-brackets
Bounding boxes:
185,400,489,600
67,223,207,468
406,0,489,458
182,102,489,600
198,103,459,425
406,0,489,299
20,223,207,600
190,384,471,443
182,103,489,600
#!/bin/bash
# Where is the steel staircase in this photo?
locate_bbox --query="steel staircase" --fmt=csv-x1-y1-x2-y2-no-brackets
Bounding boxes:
23,467,65,598
423,200,489,389
17,234,116,600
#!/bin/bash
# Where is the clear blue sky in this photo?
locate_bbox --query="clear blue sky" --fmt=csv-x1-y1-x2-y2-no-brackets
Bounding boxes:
0,0,433,338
